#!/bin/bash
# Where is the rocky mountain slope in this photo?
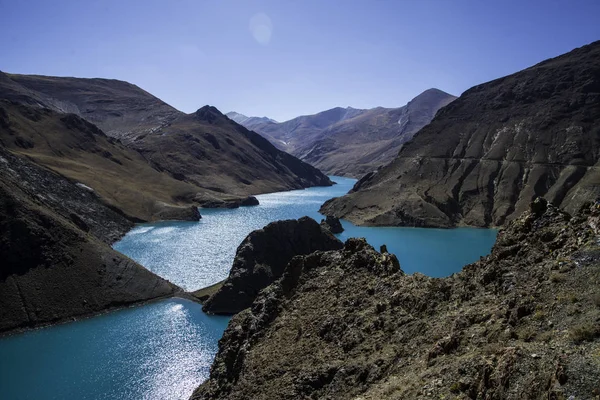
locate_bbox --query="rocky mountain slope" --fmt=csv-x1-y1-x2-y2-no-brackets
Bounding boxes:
321,41,600,228
192,199,600,400
4,73,180,141
227,89,456,177
199,217,343,315
0,146,179,334
0,100,202,221
131,105,332,198
0,72,332,214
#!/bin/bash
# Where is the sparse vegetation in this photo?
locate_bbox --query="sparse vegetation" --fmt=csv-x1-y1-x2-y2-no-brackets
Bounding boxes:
593,293,600,308
533,309,547,321
517,326,537,342
570,324,599,344
536,331,554,343
195,195,600,400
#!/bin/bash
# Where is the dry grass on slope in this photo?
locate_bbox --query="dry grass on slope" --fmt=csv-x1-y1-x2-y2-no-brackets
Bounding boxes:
0,101,203,221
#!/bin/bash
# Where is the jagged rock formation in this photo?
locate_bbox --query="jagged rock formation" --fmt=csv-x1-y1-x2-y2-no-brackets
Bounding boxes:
0,72,333,217
320,215,344,234
192,199,600,400
227,89,456,177
321,41,600,228
199,217,343,315
0,147,179,333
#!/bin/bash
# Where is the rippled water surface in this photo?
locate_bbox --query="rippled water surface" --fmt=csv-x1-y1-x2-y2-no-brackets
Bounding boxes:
0,176,497,400
114,176,498,290
0,299,229,400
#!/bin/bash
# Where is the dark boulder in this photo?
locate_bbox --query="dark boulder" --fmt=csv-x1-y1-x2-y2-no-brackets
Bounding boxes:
198,199,240,209
201,217,343,315
197,195,259,209
153,204,201,221
240,196,259,206
320,215,344,234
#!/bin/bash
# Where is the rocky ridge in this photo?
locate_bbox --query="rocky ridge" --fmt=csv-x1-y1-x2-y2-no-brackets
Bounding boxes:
321,41,600,228
192,198,600,399
199,217,343,315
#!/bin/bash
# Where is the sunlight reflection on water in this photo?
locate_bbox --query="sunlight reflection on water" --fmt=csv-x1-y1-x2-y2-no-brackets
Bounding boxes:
114,176,497,291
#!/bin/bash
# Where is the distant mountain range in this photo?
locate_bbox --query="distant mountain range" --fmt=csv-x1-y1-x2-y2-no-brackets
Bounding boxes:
322,40,600,228
226,112,277,126
227,88,457,177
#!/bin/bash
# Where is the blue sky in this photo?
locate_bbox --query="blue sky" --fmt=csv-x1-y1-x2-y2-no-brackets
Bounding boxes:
1,0,599,121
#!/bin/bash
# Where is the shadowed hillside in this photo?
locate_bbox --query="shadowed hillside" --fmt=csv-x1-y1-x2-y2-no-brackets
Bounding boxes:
322,41,600,227
0,100,203,221
0,72,332,219
0,146,179,334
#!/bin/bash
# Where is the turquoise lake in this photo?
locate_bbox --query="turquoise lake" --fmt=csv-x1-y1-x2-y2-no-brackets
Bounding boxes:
0,176,497,399
113,176,498,290
0,299,230,400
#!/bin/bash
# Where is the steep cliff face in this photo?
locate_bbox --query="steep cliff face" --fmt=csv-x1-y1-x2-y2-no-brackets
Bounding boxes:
321,41,600,227
199,217,343,315
0,147,179,334
2,73,333,197
228,89,456,177
192,199,600,400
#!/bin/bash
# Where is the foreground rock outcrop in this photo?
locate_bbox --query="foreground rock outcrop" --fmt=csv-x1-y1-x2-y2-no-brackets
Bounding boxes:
192,199,600,399
322,40,600,227
0,147,179,334
199,217,343,315
320,215,344,234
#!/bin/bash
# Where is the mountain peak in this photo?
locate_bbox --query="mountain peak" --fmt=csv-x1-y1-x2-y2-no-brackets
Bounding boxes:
226,112,277,125
405,88,457,112
194,105,224,123
226,111,247,119
415,88,455,99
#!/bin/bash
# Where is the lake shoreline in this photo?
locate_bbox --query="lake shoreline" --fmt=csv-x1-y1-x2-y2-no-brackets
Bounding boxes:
1,177,497,399
0,292,181,339
0,281,235,338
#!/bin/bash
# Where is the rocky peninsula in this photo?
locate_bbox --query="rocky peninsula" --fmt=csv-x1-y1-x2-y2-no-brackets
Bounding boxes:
192,199,600,399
